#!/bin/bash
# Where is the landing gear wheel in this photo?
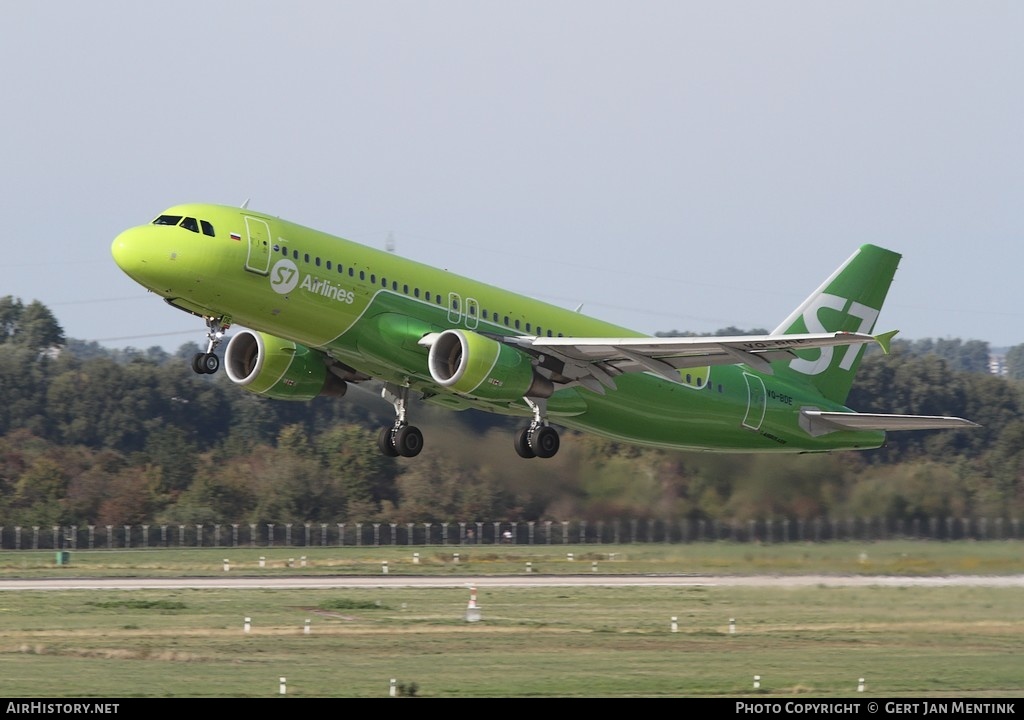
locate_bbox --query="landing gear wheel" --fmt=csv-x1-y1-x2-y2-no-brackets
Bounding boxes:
380,384,424,458
530,426,560,459
191,352,219,375
201,353,219,374
514,427,536,459
378,426,399,457
189,316,230,374
394,425,424,458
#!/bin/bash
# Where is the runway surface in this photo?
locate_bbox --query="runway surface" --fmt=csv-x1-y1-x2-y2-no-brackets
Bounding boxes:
0,574,1020,590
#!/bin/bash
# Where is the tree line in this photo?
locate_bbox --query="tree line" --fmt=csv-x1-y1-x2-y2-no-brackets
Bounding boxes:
1,296,1022,529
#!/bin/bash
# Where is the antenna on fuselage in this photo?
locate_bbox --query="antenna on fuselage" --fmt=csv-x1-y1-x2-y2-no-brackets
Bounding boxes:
240,198,250,209
385,231,395,253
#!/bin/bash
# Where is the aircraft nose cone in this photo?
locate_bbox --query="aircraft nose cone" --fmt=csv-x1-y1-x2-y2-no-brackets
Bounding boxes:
111,228,146,279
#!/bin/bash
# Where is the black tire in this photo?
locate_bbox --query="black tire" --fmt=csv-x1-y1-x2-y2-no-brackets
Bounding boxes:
378,426,399,457
201,353,220,374
395,425,424,457
530,426,560,459
514,427,537,459
191,353,206,374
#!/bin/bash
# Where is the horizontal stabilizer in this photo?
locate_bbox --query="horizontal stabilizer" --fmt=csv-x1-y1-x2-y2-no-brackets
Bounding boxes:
800,409,979,437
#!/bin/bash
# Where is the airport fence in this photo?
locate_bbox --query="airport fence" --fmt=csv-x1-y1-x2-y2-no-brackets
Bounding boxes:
0,516,1021,550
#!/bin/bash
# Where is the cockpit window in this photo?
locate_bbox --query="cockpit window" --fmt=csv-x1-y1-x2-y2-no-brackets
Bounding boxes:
151,214,216,237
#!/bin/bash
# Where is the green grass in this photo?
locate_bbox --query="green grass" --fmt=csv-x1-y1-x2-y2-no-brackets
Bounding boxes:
2,540,1023,577
0,542,1020,697
0,585,1020,698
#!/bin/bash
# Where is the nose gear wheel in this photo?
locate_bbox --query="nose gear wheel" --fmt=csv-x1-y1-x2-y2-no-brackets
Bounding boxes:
190,316,231,375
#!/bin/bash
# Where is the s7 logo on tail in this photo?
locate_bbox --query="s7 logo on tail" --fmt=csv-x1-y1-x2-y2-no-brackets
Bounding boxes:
789,294,879,376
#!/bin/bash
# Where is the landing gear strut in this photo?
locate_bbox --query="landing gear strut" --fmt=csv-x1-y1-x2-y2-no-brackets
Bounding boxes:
191,316,230,375
378,383,423,458
514,397,560,459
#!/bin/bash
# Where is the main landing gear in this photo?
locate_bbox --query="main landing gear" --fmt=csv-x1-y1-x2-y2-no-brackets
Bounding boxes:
377,385,560,460
378,383,424,458
191,316,230,375
514,398,560,459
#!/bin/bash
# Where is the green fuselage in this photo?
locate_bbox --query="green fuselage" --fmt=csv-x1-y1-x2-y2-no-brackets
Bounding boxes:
111,203,885,453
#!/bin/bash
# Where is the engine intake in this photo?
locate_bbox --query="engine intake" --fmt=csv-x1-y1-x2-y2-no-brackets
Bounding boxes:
224,330,347,401
427,329,552,401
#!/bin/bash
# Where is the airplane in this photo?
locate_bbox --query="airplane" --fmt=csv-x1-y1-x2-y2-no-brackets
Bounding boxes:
111,203,977,459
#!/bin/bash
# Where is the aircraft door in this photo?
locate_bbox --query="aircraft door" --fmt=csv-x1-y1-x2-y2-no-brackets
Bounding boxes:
464,297,480,329
447,292,462,325
244,216,272,275
742,372,766,431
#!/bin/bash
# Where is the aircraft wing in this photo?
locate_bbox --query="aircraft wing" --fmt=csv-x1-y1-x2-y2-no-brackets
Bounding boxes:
800,410,980,437
506,331,882,394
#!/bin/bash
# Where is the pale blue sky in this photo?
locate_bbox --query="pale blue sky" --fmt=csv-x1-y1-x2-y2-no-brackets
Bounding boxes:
2,2,1022,350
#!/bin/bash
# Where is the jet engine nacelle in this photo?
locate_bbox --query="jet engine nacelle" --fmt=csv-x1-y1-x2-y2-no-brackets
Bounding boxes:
224,330,347,401
427,329,553,401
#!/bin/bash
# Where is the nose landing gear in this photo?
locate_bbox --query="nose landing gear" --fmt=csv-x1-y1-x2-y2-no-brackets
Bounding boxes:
191,316,231,375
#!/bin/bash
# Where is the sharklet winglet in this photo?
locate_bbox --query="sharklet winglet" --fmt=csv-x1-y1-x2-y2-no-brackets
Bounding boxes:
874,329,899,355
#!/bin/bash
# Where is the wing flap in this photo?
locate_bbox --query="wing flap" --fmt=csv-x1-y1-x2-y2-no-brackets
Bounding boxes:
528,331,876,361
508,331,880,388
